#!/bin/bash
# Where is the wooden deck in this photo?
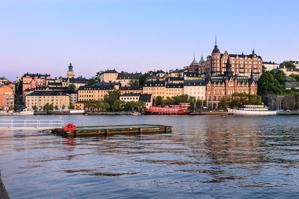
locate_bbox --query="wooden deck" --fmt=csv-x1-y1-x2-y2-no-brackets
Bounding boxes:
51,124,172,137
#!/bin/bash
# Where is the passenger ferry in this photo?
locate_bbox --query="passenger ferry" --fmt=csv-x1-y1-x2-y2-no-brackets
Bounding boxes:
146,103,192,115
228,105,277,116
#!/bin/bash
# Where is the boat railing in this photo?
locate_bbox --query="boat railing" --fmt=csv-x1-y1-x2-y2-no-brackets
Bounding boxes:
0,120,64,130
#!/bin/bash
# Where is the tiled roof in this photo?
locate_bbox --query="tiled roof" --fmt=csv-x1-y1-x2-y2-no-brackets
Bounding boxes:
144,81,165,87
184,80,206,86
26,91,68,96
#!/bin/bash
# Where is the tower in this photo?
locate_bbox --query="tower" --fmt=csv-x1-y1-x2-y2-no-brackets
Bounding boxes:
225,57,233,77
211,38,221,75
67,63,75,79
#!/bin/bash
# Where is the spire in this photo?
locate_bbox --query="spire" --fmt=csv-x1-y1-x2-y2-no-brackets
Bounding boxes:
252,49,255,56
68,62,73,72
212,37,220,54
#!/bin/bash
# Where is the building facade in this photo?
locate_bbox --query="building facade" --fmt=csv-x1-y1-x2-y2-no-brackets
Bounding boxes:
25,91,70,110
120,93,153,108
206,58,257,107
77,83,118,102
0,85,14,111
183,80,206,100
143,81,165,99
98,70,118,83
200,42,263,79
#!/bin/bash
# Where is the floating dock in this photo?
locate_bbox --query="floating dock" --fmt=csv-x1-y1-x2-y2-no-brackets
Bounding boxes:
51,124,172,137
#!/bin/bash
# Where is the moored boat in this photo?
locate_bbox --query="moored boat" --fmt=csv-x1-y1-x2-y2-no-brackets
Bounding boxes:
146,103,192,115
228,105,277,116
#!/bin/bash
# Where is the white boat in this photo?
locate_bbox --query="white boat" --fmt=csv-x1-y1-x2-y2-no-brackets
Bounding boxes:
228,105,277,116
69,110,85,114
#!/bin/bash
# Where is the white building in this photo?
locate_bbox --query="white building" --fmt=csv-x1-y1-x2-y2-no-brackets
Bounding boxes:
183,80,206,101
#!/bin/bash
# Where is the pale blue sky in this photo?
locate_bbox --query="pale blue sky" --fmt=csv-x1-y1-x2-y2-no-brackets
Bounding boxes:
1,0,298,80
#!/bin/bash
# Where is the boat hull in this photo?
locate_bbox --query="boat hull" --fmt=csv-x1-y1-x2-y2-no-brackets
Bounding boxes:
232,109,277,116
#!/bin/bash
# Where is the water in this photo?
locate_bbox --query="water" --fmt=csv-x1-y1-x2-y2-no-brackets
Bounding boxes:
0,115,299,199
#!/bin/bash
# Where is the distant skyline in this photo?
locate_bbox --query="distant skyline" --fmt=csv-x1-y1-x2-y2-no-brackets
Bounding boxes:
1,0,299,80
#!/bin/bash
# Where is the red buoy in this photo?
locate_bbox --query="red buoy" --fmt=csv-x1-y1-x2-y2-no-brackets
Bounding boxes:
63,123,77,131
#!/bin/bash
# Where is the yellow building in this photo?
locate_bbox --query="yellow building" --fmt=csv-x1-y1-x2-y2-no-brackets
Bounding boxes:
120,86,143,94
183,80,206,100
116,72,141,87
25,91,70,110
143,81,165,99
164,83,184,98
98,70,118,83
78,83,118,102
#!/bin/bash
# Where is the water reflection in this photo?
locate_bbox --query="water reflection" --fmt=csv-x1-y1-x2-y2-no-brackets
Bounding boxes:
0,115,299,199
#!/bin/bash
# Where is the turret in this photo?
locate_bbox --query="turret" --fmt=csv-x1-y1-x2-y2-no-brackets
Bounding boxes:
67,63,75,79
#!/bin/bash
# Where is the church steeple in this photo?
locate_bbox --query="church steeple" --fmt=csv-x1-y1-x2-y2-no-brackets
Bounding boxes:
212,37,220,54
67,62,75,79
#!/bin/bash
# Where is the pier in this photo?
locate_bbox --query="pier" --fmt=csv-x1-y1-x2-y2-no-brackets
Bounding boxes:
0,120,63,131
52,124,172,137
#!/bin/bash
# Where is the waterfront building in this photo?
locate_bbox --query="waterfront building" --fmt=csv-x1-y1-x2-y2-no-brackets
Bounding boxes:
66,63,75,79
164,83,184,98
25,91,70,110
200,42,263,79
183,80,206,100
116,72,141,87
206,58,257,107
97,69,118,83
77,83,119,102
0,85,14,111
143,81,166,99
263,61,279,71
120,93,153,108
21,73,51,102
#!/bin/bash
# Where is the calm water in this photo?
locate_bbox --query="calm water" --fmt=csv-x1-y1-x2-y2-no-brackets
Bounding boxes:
0,115,299,199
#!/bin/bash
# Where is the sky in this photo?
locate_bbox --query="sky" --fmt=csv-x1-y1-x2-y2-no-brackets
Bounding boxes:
0,0,299,80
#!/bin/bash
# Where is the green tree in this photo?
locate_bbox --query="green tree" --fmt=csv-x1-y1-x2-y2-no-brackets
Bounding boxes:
290,74,299,82
32,105,38,111
129,79,139,87
218,98,228,109
87,78,97,86
54,105,59,110
68,84,76,92
280,61,296,70
43,103,54,112
155,96,163,106
104,90,121,111
138,73,149,86
258,71,284,95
